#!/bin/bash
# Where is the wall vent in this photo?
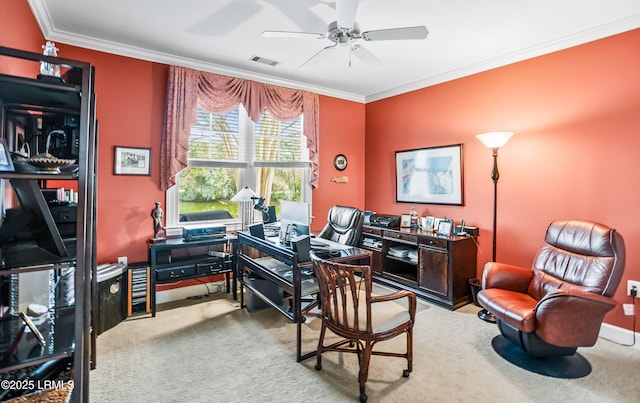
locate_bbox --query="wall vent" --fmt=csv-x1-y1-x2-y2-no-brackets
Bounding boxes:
250,55,279,66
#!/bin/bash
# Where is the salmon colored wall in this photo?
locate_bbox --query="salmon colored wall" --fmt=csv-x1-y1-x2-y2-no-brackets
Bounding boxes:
365,29,640,329
0,1,44,74
312,96,366,232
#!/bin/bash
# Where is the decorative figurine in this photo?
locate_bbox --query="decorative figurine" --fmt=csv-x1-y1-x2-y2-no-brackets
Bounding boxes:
151,202,165,239
40,41,60,77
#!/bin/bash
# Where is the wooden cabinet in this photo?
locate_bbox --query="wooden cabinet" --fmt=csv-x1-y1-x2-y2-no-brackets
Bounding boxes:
361,225,477,310
0,46,96,401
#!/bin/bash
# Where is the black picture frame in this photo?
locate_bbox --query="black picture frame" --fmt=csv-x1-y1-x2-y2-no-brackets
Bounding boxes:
114,146,151,176
0,138,15,172
395,144,464,205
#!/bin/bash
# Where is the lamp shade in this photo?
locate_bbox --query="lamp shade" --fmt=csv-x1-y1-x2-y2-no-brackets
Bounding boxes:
231,186,257,202
476,132,514,150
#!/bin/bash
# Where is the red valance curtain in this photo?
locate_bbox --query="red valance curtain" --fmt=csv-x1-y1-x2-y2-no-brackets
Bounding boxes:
160,65,319,190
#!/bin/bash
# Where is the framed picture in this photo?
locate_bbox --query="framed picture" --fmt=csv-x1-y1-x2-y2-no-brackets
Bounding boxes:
400,214,411,228
114,146,151,175
423,216,435,230
436,219,453,237
0,138,15,172
395,144,464,205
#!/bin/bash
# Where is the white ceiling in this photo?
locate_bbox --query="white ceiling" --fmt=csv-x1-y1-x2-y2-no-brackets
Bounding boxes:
29,0,640,103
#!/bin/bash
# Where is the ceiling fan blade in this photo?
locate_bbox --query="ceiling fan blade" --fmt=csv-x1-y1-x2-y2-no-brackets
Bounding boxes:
299,43,338,68
337,0,359,29
262,30,325,39
351,45,382,68
362,26,429,41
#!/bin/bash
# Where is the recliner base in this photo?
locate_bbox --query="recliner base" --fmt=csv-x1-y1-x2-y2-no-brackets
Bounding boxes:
492,335,592,378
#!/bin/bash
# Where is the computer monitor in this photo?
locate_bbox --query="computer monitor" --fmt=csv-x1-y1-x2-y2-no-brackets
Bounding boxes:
279,200,310,245
279,200,309,225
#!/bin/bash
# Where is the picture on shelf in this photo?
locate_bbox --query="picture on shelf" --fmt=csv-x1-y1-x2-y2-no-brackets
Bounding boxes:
422,216,435,230
437,220,453,237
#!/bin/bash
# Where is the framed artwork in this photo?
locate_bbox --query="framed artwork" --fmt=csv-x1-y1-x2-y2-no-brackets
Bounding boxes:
400,214,411,228
114,146,151,175
423,216,435,230
0,139,15,172
395,144,464,205
436,219,453,237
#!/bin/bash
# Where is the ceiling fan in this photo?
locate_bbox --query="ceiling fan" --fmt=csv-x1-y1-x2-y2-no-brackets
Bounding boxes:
261,0,429,68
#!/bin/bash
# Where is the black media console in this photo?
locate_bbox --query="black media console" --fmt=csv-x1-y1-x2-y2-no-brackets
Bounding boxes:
148,236,237,316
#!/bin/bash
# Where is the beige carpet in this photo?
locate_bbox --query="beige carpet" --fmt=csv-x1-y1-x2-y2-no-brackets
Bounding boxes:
90,289,640,402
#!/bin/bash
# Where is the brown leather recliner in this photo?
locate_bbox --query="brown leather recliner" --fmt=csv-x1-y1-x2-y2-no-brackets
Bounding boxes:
477,220,625,378
317,205,364,246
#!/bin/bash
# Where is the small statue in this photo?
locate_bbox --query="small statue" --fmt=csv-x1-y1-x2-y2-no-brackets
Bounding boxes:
40,41,60,77
151,202,164,239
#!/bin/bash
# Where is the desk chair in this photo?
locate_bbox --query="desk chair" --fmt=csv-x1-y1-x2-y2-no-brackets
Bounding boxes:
477,220,625,378
312,258,416,402
317,205,364,247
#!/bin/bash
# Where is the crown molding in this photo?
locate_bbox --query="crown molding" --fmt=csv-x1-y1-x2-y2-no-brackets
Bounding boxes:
28,1,365,103
28,1,640,104
365,13,640,103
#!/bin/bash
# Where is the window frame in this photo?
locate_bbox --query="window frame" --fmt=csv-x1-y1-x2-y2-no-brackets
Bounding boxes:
165,106,311,230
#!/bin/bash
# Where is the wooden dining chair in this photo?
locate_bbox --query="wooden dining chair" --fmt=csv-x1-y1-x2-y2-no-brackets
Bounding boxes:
312,258,416,402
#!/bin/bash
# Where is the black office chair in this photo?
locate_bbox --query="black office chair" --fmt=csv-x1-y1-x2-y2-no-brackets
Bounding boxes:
317,205,364,247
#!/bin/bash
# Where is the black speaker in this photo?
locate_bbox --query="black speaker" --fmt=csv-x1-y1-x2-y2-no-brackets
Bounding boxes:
248,223,265,239
291,235,311,263
262,206,277,224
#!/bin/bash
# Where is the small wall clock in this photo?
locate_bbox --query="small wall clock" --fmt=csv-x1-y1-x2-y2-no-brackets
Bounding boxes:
333,154,348,171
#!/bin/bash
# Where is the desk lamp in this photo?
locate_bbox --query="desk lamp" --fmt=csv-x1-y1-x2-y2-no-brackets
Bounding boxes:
231,186,257,232
476,131,514,323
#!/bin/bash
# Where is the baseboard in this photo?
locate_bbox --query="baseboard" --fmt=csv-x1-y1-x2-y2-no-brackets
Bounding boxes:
599,322,640,348
156,281,225,305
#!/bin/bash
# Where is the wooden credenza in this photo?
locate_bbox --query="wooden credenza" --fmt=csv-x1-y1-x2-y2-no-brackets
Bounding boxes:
361,225,477,310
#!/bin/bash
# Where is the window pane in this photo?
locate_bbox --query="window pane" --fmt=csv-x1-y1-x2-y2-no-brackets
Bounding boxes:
255,110,305,163
177,167,239,220
189,108,240,161
256,167,305,217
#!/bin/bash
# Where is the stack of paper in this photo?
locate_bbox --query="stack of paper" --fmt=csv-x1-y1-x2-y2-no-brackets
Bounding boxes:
388,246,413,258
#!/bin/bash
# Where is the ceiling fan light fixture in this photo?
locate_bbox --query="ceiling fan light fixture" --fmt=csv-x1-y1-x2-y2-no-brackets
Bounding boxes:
262,0,428,68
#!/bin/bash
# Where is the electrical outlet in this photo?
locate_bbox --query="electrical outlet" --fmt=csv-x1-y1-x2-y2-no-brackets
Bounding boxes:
117,256,128,266
627,280,640,296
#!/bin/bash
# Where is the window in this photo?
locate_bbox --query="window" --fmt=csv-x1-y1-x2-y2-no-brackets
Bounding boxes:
166,105,310,227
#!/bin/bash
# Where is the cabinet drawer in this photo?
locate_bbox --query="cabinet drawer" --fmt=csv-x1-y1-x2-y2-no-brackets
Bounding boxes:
156,265,197,281
196,261,232,275
362,226,382,236
420,237,448,249
384,231,418,244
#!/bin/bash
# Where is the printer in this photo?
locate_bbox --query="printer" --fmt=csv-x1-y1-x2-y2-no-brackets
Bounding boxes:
369,214,401,228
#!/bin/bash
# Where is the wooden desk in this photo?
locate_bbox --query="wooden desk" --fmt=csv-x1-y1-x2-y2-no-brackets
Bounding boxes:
237,232,371,361
360,225,477,309
148,236,237,316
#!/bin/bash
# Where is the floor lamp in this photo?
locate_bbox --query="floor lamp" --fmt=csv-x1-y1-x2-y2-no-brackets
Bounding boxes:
476,131,514,323
231,186,257,232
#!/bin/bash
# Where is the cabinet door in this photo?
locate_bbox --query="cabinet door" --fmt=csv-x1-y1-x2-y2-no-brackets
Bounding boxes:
419,246,448,296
